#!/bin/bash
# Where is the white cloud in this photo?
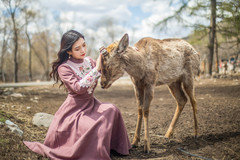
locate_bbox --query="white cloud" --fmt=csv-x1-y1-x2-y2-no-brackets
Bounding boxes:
37,0,194,45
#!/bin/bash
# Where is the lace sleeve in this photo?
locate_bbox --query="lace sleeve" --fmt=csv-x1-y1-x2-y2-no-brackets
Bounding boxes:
78,67,101,88
62,57,101,94
78,67,101,94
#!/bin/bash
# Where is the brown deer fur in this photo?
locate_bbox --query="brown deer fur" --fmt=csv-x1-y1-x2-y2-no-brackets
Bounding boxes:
100,33,200,153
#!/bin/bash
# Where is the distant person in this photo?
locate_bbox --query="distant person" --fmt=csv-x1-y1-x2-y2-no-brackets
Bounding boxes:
23,30,131,159
224,61,228,74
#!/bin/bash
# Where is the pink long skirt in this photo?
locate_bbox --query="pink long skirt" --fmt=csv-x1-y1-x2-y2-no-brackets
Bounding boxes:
24,95,131,160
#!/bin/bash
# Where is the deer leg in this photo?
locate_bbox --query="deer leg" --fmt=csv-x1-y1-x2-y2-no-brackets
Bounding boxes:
183,79,198,137
132,84,144,147
143,85,154,153
165,81,187,138
132,108,143,147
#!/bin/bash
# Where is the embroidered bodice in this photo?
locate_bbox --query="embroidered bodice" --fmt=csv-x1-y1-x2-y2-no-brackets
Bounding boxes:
58,57,101,95
65,58,92,79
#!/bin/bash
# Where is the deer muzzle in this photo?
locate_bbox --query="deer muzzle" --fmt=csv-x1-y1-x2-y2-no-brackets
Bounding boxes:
101,81,112,89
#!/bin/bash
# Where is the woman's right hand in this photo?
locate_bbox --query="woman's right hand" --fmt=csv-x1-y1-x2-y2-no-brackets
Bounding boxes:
96,53,102,72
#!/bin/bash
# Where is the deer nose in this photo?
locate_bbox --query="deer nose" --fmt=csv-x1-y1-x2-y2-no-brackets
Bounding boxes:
100,81,105,89
100,77,107,88
101,81,110,89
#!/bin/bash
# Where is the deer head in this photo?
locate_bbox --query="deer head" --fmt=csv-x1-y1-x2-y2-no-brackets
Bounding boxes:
100,33,129,89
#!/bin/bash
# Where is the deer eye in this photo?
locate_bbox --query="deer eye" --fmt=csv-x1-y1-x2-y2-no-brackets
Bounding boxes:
102,69,106,74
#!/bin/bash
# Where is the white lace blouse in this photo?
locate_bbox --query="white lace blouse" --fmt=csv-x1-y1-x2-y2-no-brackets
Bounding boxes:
63,57,101,94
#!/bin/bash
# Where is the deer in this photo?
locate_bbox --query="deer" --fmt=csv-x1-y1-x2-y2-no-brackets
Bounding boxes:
100,33,200,153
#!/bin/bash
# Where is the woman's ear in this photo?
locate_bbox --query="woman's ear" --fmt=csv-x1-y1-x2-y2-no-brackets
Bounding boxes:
67,50,72,56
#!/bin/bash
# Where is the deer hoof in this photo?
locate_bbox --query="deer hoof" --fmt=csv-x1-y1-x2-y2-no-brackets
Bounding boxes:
131,144,138,148
131,138,139,148
144,146,150,153
144,140,150,153
164,133,172,139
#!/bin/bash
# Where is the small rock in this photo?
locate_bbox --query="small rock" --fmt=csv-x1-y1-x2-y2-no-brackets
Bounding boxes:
10,93,23,98
34,96,39,100
30,98,38,103
32,112,54,127
3,88,14,95
5,120,23,137
5,120,16,126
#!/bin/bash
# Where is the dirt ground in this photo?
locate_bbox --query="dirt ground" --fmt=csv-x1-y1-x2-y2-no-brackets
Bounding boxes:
0,77,240,160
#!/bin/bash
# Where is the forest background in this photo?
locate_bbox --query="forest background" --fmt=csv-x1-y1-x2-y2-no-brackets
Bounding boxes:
0,0,239,83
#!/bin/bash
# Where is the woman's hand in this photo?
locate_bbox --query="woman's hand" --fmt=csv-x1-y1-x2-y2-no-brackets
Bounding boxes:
96,53,102,72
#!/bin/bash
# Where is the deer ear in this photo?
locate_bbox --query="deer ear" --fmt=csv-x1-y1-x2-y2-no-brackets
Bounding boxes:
116,33,129,54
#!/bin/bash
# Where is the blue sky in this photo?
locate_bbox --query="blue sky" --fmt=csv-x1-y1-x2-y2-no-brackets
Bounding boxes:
127,6,151,27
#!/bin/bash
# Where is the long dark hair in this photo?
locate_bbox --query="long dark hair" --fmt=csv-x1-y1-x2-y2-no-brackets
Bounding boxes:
50,30,85,87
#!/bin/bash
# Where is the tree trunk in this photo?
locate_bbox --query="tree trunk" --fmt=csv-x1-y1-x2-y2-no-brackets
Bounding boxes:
0,27,7,82
215,34,219,73
43,31,50,81
45,45,50,81
233,50,239,73
26,33,32,81
25,17,33,81
208,0,216,75
11,13,19,82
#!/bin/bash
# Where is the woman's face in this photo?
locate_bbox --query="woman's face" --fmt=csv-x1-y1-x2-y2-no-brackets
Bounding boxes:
67,38,87,59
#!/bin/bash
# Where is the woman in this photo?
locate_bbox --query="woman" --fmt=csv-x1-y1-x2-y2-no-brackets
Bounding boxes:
24,30,131,160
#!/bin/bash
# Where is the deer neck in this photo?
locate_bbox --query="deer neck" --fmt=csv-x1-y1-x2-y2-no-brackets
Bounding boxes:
121,48,145,79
